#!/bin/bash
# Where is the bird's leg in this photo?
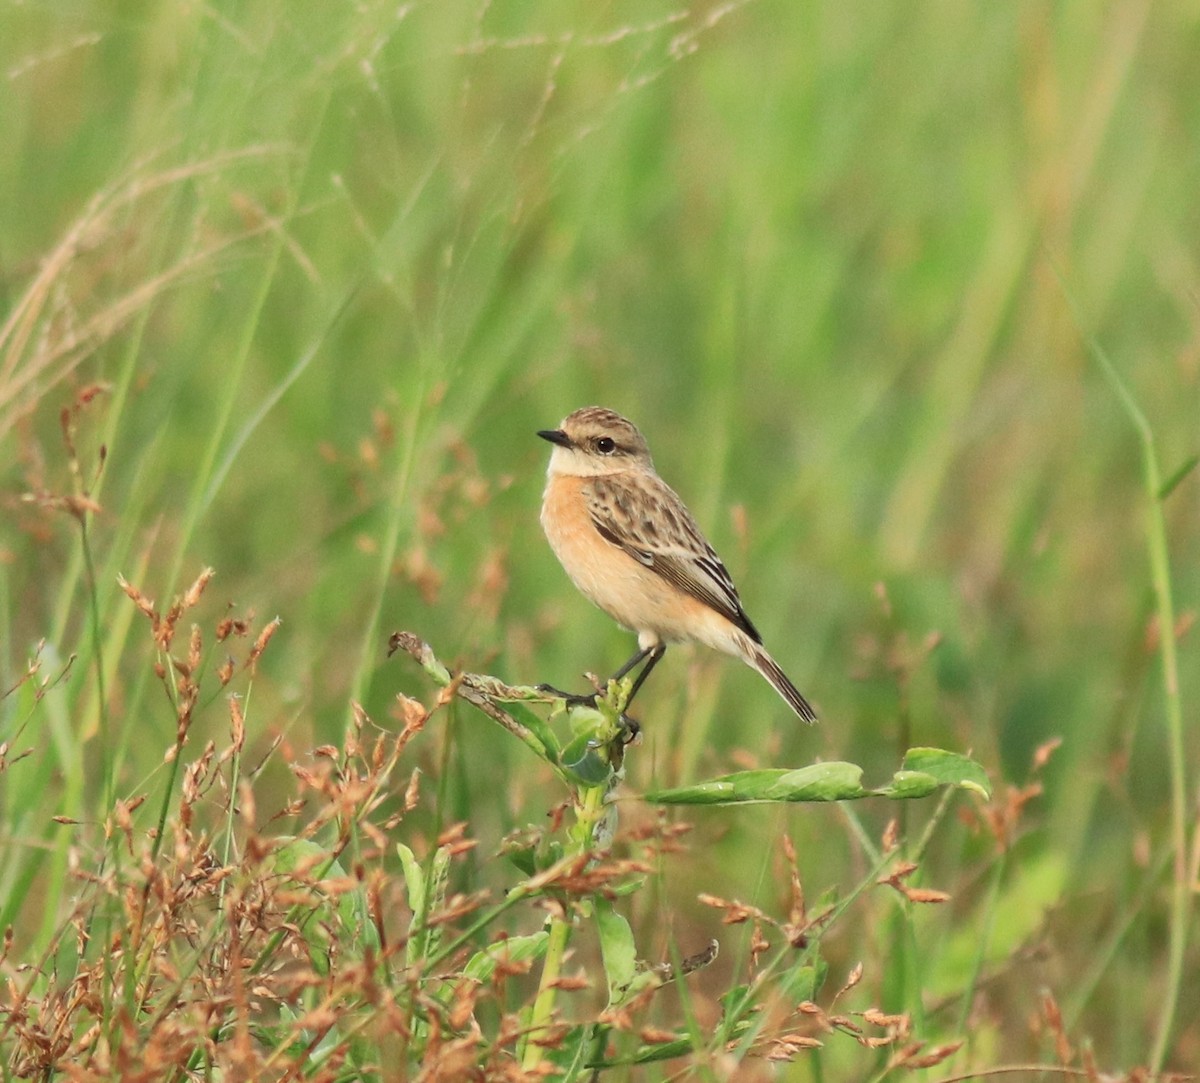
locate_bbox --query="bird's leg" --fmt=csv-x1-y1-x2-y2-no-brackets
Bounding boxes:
536,644,663,717
618,644,665,709
609,644,665,739
608,645,656,684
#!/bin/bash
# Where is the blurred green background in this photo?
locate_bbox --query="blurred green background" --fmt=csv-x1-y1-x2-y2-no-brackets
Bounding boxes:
2,0,1198,1073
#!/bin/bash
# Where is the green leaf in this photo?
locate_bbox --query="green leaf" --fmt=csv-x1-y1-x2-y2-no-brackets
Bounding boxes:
398,842,452,965
462,932,549,984
766,762,867,800
880,770,940,799
504,847,536,877
595,899,638,1007
897,747,991,799
271,836,347,879
396,842,425,916
718,983,753,1017
500,827,570,879
640,778,739,805
778,961,823,1004
503,700,561,762
608,875,646,898
566,703,609,736
629,1036,697,1064
645,762,866,804
644,750,990,805
269,838,379,969
560,733,613,786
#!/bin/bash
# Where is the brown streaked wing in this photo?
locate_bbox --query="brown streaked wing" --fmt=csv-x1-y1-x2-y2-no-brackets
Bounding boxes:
586,475,762,643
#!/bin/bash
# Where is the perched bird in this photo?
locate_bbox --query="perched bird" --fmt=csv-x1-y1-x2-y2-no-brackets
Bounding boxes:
537,406,816,722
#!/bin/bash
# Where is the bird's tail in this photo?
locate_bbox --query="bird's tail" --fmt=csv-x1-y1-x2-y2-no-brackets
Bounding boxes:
749,645,818,723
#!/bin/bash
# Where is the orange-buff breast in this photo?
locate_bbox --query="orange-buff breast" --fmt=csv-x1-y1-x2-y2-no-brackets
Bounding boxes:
540,473,725,646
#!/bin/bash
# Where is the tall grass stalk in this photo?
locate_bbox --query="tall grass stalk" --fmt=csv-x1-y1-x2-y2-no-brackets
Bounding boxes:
1081,325,1192,1073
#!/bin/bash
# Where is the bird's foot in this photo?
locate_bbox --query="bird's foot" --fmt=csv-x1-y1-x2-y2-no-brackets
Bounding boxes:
537,683,641,742
535,682,598,707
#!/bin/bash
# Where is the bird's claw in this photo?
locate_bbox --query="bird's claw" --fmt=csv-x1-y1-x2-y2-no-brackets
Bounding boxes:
535,682,598,707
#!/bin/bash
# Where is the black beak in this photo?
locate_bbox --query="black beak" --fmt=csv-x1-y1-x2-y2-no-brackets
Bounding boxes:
537,428,572,448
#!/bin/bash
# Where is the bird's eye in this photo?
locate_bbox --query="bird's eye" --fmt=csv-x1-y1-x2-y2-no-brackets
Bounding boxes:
596,437,617,454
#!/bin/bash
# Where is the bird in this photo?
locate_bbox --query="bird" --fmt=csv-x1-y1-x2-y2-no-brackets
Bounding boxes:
537,406,816,723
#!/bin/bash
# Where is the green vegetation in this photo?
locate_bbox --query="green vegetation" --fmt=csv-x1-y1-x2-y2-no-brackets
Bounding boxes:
1,1,1197,1078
